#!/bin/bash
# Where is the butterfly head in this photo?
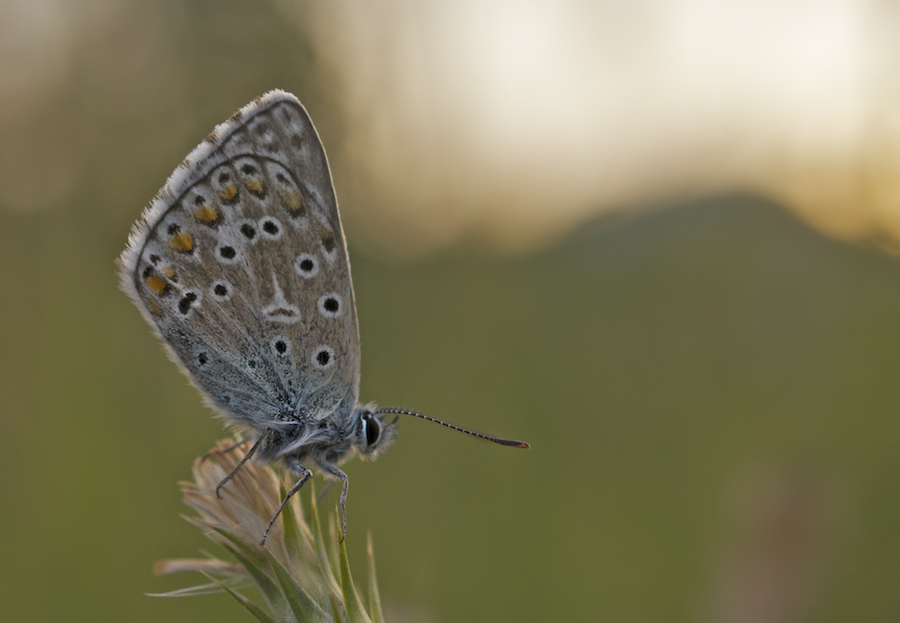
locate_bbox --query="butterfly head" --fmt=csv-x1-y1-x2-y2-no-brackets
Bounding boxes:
353,405,397,458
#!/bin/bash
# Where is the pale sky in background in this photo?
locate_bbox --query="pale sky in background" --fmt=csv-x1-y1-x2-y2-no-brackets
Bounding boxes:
290,0,898,254
3,0,899,255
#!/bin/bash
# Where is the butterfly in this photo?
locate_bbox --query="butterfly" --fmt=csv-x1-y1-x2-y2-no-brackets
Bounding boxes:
119,90,528,544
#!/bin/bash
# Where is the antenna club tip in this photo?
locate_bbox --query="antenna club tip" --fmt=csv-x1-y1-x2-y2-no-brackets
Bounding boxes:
493,438,530,449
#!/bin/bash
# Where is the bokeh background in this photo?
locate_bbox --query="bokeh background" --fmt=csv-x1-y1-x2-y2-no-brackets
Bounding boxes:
3,1,900,621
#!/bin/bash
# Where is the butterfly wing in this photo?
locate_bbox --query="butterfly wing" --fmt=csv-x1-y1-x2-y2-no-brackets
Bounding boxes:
119,91,361,430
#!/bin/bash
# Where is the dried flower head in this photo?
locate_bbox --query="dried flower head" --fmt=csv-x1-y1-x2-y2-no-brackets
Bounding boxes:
152,439,385,623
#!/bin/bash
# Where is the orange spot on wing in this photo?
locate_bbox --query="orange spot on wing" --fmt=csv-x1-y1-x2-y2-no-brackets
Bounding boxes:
163,266,175,278
246,178,264,193
220,185,237,201
146,274,168,295
169,231,193,252
194,204,218,223
281,189,303,212
319,225,336,252
146,298,162,315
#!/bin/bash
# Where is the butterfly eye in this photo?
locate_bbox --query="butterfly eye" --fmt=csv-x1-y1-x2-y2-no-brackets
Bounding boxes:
363,413,381,447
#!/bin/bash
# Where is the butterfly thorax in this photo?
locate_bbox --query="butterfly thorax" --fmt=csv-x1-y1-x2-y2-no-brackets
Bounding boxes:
255,404,396,467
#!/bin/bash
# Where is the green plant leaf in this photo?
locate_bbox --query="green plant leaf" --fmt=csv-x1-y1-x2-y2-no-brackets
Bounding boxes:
147,582,225,597
263,547,332,623
202,572,277,623
309,485,336,581
338,526,371,623
204,523,269,572
366,533,385,623
328,592,348,623
220,542,288,618
279,482,307,562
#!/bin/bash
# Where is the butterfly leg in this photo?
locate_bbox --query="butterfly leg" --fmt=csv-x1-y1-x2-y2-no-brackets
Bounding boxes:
262,459,312,546
215,430,268,498
316,460,350,542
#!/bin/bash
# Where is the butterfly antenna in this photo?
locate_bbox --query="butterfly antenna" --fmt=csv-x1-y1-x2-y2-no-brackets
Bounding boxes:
372,407,530,449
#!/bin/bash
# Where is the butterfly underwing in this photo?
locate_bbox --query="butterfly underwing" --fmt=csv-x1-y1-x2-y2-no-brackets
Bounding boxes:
119,90,528,543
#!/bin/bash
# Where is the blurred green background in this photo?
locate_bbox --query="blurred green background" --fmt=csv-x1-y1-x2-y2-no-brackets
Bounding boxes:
3,2,900,622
